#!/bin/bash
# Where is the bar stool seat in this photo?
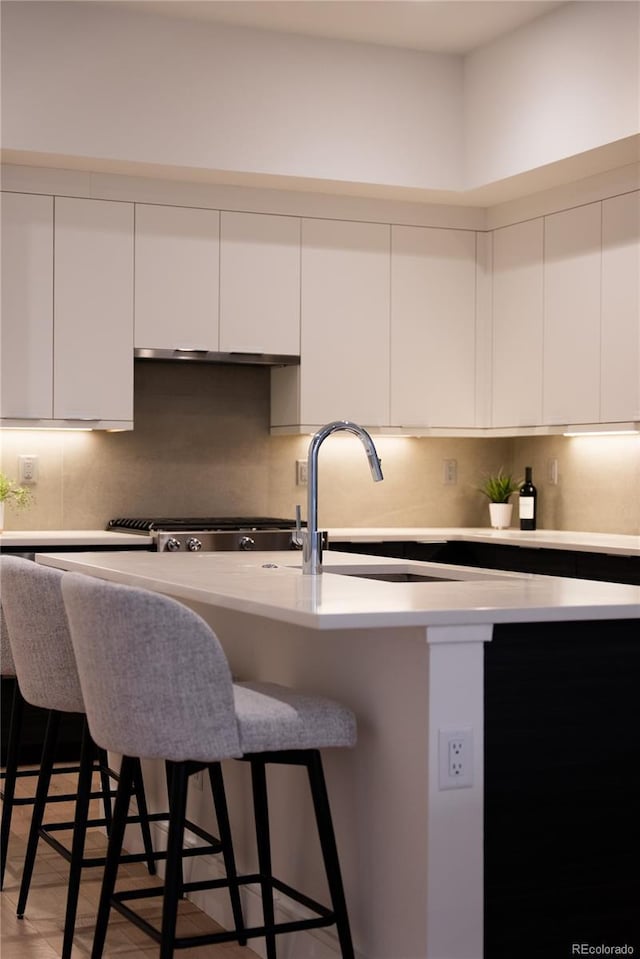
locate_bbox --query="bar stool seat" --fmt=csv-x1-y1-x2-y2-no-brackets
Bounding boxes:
61,571,357,959
233,681,356,752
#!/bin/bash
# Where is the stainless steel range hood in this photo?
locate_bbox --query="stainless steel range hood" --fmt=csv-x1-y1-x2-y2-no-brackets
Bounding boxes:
134,348,299,367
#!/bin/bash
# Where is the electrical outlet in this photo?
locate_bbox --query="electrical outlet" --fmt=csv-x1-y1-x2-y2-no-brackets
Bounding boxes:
442,459,457,485
296,460,308,486
547,458,559,485
193,770,204,791
438,728,473,790
18,454,38,484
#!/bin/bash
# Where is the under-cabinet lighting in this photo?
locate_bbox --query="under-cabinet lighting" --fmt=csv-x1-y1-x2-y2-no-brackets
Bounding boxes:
562,429,640,437
1,426,94,432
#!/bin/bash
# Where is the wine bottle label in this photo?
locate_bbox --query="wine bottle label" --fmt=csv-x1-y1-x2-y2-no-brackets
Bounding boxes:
519,498,535,519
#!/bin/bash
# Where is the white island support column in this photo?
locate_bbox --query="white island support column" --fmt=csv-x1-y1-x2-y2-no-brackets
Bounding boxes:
425,624,492,959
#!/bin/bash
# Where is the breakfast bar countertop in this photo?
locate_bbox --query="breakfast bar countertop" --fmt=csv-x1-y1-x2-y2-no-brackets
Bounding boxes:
34,548,640,630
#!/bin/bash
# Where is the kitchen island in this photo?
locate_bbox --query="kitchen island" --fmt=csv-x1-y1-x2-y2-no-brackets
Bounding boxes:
34,549,640,959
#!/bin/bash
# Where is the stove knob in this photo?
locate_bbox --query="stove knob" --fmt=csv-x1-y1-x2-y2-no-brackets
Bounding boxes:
186,537,202,552
165,537,182,552
239,535,256,551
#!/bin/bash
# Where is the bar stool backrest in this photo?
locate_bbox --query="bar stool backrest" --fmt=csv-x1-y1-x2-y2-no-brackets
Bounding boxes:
0,556,85,713
61,572,242,763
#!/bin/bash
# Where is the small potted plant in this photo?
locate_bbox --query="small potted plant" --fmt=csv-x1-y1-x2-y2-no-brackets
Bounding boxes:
0,472,33,532
477,468,521,529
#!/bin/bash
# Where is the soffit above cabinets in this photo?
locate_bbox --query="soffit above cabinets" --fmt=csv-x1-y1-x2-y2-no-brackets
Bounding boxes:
109,1,566,56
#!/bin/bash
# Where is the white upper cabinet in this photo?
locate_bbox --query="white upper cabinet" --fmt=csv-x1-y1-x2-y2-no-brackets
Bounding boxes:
543,203,601,425
134,204,220,351
54,197,134,422
219,212,300,355
491,218,544,428
1,192,53,420
601,191,640,423
390,225,476,428
271,218,390,429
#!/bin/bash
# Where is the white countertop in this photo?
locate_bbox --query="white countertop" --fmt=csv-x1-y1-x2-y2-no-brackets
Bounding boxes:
0,529,153,547
327,527,640,556
4,527,638,555
35,549,640,630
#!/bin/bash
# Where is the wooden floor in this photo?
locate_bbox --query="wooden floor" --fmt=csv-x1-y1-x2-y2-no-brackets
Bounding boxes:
1,765,259,959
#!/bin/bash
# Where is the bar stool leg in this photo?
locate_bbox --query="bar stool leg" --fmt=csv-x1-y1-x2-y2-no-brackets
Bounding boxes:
97,747,113,831
306,751,355,959
90,755,136,959
250,758,277,959
132,757,157,875
208,762,246,945
17,710,61,918
165,761,184,898
160,761,189,959
61,720,95,959
1,679,24,889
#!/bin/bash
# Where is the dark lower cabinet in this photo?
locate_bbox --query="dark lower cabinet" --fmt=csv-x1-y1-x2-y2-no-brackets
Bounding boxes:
332,539,640,584
1,679,85,765
484,620,640,958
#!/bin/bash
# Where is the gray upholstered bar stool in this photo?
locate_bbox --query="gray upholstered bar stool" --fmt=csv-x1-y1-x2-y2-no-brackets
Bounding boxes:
1,599,106,890
62,571,357,959
0,555,160,959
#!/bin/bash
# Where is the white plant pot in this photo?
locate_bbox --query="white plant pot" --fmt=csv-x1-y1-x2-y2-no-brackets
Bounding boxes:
0,501,4,532
489,502,512,529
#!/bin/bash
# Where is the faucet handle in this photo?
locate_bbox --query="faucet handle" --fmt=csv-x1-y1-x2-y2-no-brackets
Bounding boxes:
292,504,304,548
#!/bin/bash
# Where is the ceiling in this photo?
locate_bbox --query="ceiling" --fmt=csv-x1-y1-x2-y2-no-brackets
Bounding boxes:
117,0,567,55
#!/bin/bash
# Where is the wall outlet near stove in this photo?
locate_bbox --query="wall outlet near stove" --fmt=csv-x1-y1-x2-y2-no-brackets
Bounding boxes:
19,454,39,484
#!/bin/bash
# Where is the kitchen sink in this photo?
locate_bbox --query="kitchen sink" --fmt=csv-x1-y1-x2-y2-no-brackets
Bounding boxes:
319,563,514,584
333,570,456,583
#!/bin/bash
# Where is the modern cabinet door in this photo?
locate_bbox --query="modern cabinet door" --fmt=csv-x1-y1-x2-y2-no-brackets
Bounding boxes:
272,218,390,429
54,197,134,422
0,192,53,420
390,225,476,428
134,204,220,351
491,218,544,428
543,203,601,425
601,191,640,423
219,212,300,355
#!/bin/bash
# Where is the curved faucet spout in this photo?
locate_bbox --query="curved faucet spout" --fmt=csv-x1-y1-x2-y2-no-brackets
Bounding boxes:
303,420,384,575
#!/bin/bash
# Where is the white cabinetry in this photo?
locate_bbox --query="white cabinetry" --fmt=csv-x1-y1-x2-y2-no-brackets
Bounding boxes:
542,203,602,425
491,218,544,428
220,212,300,355
390,225,476,428
54,197,134,423
1,193,133,428
271,218,390,430
134,204,220,351
601,191,640,423
1,192,53,420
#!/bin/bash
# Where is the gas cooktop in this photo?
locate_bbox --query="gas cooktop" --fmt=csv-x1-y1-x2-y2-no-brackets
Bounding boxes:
108,517,298,533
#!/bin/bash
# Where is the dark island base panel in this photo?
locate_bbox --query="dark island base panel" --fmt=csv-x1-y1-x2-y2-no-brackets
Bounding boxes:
484,619,640,959
332,540,640,585
1,679,84,765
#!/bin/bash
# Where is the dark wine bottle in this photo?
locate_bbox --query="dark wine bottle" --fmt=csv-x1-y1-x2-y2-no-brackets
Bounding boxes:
519,466,537,530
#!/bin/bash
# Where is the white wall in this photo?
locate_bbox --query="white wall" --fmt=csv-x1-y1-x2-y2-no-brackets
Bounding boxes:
0,1,464,192
2,1,637,197
464,1,640,187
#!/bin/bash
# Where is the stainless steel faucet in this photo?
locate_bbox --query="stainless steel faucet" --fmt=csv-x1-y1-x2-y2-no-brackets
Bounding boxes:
301,420,384,575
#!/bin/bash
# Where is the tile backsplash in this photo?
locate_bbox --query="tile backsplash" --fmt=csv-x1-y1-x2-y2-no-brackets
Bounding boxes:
1,362,638,534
